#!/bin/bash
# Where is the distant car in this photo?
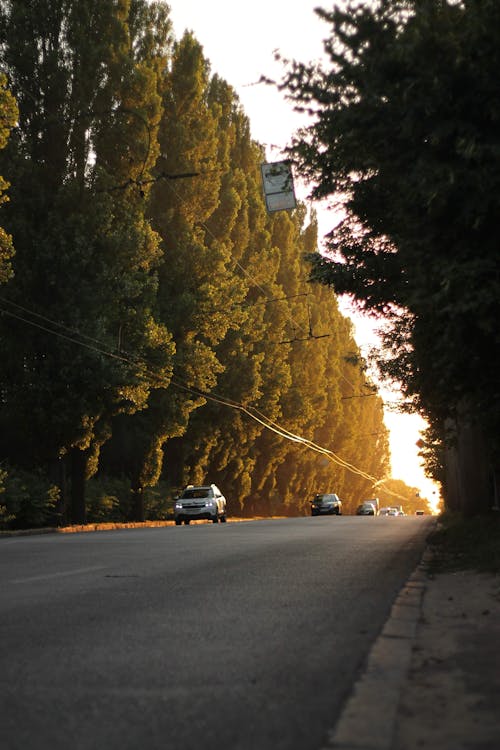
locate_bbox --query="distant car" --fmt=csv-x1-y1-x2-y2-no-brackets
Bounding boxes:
174,484,227,525
356,502,377,516
311,493,342,516
363,497,380,515
415,510,425,516
379,507,392,516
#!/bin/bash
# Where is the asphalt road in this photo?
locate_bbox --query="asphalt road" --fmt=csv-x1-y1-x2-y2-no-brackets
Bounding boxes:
1,516,434,750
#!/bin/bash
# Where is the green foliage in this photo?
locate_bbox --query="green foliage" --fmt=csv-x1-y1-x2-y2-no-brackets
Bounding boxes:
143,481,177,520
281,0,500,508
84,475,176,522
0,73,17,284
0,1,174,522
0,466,60,530
0,1,393,527
376,477,433,515
85,475,127,523
427,512,500,574
0,465,14,527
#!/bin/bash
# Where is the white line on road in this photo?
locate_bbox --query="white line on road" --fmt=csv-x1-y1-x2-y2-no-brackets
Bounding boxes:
9,566,106,584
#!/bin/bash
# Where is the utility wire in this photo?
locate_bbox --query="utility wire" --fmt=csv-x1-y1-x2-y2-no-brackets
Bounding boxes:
0,83,407,499
0,298,408,501
0,295,119,351
162,167,312,340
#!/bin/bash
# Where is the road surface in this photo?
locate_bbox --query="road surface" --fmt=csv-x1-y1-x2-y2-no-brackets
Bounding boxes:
1,516,433,750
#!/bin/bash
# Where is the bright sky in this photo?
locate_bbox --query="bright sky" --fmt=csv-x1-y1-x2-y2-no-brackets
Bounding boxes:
167,0,441,511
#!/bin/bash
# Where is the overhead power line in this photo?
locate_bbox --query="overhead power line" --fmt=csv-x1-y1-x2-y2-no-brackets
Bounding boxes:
0,296,408,502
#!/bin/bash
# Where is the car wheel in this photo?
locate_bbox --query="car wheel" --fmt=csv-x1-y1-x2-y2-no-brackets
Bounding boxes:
175,519,182,526
212,515,219,523
220,515,227,523
184,519,190,525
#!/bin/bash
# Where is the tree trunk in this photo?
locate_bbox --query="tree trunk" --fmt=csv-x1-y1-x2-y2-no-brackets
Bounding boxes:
163,437,185,487
457,421,491,517
443,413,492,517
49,457,68,526
130,482,145,522
70,448,87,525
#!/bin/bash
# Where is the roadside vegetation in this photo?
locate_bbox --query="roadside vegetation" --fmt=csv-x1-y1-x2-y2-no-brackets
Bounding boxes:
2,1,496,529
0,1,397,530
427,512,500,574
280,0,500,518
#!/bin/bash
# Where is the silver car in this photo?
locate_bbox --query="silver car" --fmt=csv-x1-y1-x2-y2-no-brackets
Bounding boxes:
174,484,227,525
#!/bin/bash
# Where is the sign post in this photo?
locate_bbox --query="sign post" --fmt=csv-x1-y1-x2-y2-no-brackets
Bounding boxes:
260,160,297,213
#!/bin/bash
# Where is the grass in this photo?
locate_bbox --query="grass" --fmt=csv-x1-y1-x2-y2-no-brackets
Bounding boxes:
426,511,500,575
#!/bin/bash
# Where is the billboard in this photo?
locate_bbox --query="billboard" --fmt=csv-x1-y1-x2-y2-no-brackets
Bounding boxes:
260,160,297,213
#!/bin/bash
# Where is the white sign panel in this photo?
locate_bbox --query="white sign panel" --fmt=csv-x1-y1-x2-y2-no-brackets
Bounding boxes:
261,161,297,213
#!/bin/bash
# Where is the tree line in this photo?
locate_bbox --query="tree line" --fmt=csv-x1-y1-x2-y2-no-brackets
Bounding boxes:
0,0,398,529
281,0,499,517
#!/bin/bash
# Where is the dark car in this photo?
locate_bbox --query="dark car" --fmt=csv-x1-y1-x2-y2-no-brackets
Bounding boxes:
356,502,377,516
311,493,342,516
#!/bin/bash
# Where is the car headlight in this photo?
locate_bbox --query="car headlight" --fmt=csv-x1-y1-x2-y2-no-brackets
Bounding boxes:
174,502,182,509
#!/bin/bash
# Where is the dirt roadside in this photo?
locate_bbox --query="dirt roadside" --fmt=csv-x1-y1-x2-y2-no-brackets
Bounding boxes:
393,567,500,750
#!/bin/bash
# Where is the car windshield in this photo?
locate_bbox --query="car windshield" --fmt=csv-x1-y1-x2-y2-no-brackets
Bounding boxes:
181,487,212,499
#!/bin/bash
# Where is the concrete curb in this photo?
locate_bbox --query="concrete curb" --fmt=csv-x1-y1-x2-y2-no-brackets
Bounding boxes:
0,516,284,538
321,552,430,750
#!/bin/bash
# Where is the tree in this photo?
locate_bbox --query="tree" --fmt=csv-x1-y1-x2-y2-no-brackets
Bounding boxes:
0,0,174,523
175,80,279,507
377,478,434,516
0,73,17,284
280,0,500,515
0,3,395,526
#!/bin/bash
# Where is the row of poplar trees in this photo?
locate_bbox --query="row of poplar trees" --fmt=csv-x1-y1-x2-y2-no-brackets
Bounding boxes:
0,0,390,527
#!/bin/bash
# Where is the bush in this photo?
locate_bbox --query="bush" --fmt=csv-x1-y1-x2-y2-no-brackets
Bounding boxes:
143,481,177,520
0,466,61,530
85,476,130,523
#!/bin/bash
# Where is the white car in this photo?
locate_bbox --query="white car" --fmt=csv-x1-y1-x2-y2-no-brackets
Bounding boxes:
174,484,227,525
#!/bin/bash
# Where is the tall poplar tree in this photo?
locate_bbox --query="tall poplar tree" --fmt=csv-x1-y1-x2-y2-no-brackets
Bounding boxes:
0,73,17,285
115,34,245,508
0,0,173,523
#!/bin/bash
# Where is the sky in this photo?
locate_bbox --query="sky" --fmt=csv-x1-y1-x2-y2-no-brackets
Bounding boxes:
166,0,441,511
